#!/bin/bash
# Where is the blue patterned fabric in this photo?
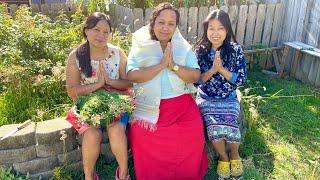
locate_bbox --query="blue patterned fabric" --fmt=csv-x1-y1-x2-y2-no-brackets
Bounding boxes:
197,98,241,143
195,42,246,99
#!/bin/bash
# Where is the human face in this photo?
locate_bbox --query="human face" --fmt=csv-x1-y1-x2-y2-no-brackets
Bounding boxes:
85,20,111,48
153,9,177,44
207,18,227,50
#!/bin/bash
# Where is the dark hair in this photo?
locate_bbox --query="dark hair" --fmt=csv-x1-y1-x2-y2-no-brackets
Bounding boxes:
195,10,237,57
76,12,112,77
149,3,180,40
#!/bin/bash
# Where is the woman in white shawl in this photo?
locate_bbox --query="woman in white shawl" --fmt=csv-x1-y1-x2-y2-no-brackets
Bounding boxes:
126,3,208,180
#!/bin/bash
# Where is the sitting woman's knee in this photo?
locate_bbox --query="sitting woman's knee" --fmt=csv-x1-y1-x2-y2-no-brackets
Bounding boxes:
108,123,125,138
83,128,102,142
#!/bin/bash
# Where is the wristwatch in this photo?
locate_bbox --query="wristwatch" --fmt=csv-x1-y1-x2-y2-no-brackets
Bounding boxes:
172,64,179,72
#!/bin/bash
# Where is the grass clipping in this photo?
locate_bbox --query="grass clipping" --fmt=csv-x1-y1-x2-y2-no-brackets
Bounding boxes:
75,90,133,127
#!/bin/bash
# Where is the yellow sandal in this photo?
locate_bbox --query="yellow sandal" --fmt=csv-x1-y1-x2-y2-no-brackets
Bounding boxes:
217,160,231,178
230,159,243,177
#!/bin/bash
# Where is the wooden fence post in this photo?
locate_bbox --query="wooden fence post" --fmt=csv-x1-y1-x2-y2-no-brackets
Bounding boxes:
244,4,257,46
179,7,188,38
187,7,198,43
236,5,248,45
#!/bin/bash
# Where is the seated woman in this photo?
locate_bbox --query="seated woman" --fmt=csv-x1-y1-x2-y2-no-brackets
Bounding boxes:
65,12,131,180
195,10,247,179
126,3,208,180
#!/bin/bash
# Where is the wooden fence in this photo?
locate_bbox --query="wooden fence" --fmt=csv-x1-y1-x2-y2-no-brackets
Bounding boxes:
109,3,285,47
279,0,320,49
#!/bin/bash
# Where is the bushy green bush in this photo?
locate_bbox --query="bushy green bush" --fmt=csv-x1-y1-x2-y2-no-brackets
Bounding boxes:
0,5,80,125
0,4,133,126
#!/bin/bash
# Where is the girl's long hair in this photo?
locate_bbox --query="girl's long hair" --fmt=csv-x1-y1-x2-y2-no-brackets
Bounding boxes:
76,12,111,77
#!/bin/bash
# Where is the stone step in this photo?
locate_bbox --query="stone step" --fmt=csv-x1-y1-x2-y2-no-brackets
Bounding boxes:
36,136,78,157
57,148,82,165
13,156,58,175
0,145,36,165
0,122,36,150
29,170,54,180
36,118,77,145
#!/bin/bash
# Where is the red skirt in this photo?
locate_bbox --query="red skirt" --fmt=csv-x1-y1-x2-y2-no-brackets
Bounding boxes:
128,94,208,180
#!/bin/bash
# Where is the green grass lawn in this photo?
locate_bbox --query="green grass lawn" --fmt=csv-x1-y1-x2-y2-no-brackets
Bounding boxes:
2,71,320,180
238,71,320,179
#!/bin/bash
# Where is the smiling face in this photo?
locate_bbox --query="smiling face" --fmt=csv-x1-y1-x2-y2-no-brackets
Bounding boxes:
207,18,227,50
85,20,111,48
153,9,177,44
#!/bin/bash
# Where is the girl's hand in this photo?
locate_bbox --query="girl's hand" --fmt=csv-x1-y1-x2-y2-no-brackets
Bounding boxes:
214,51,223,72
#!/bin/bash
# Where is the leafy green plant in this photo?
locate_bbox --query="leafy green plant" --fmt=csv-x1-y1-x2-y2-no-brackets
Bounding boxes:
0,167,30,180
110,31,132,54
76,90,134,127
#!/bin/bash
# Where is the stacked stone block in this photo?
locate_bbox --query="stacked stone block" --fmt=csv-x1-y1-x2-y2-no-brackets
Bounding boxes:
0,118,115,179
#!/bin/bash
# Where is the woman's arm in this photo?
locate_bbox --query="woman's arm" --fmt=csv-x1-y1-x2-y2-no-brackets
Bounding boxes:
169,50,200,83
170,64,200,83
66,51,104,101
103,49,132,89
127,64,165,83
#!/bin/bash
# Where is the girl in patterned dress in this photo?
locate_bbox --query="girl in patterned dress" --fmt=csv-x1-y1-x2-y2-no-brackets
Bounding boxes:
195,10,247,179
66,12,131,180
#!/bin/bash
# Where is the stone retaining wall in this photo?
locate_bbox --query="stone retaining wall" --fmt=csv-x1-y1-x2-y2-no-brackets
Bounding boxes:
0,118,114,179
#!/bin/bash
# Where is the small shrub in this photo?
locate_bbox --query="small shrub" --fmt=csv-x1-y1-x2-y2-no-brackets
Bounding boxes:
0,167,30,180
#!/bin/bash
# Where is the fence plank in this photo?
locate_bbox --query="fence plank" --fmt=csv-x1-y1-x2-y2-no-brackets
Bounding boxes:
115,5,134,33
295,0,308,41
209,6,217,12
179,7,188,38
301,55,313,83
236,5,248,45
288,0,300,41
8,4,18,16
307,58,319,85
114,5,122,30
145,8,153,25
302,0,314,43
30,4,40,13
125,7,134,32
262,3,275,46
133,8,143,32
198,6,208,39
315,61,320,87
306,0,320,46
282,0,295,42
41,4,50,15
253,4,266,45
270,3,284,47
187,7,198,43
220,5,228,13
228,5,238,34
244,4,257,46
